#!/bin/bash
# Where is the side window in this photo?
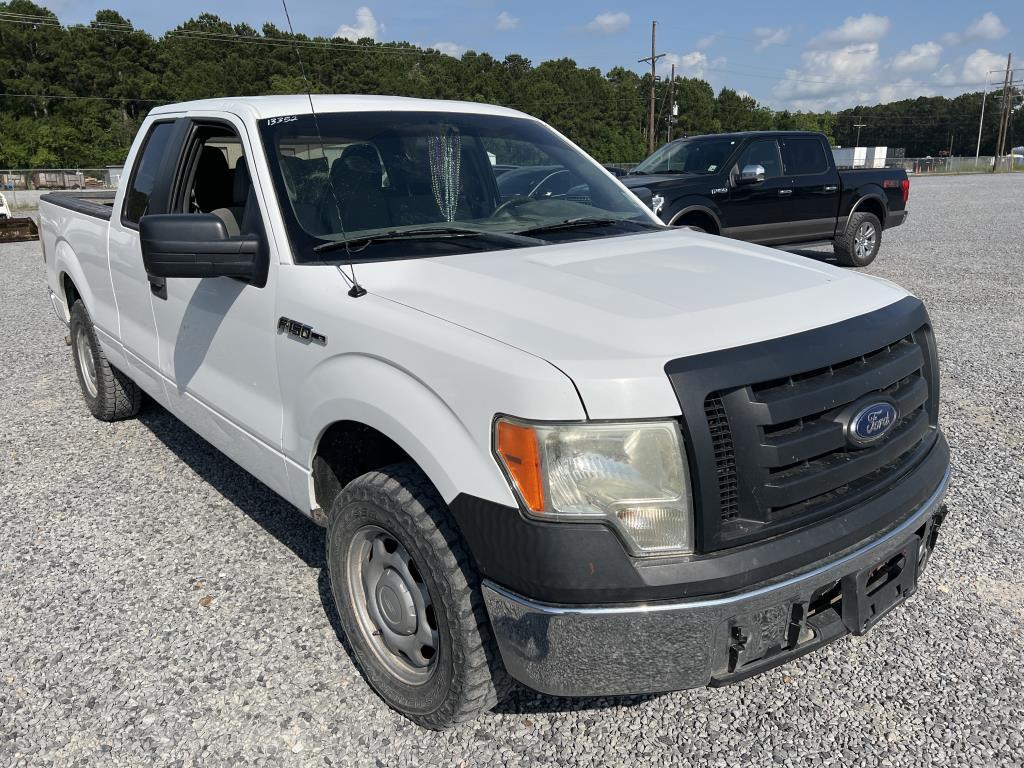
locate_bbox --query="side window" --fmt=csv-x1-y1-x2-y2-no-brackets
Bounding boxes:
781,138,828,175
179,128,259,237
736,140,782,179
123,121,175,225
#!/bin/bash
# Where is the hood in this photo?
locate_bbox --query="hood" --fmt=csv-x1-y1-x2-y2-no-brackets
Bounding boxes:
361,229,909,418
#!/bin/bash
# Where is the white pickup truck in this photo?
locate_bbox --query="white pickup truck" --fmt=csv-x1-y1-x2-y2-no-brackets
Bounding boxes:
40,96,950,729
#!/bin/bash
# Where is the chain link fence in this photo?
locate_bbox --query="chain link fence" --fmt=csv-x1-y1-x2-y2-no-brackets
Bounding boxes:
886,156,1023,174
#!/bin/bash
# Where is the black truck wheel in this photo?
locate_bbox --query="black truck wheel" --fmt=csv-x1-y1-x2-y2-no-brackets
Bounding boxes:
69,300,143,421
834,211,882,267
326,463,509,729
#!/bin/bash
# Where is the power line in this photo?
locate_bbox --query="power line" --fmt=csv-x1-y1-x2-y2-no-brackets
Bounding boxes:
0,92,164,103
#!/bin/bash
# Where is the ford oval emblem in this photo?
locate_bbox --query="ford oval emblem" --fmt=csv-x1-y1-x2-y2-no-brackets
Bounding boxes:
847,400,899,447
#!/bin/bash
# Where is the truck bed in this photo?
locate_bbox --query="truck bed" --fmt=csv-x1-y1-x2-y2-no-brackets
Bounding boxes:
40,190,116,221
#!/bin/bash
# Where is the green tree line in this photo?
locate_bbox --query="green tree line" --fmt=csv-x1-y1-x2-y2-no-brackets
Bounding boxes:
1,1,1018,168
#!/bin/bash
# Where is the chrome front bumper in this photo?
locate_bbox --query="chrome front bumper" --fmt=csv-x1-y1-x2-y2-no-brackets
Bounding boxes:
483,468,950,697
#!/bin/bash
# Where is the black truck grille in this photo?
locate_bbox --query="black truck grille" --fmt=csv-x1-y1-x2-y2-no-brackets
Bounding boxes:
666,298,940,552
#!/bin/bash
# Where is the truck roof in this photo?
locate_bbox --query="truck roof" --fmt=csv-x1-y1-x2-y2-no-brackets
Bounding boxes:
672,130,825,142
148,94,531,121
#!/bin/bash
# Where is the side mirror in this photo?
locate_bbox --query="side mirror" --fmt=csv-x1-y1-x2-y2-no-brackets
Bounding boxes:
139,214,268,288
737,164,766,185
631,185,654,208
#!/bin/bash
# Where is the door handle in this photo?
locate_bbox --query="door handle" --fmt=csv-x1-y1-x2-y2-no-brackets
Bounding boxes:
824,185,838,192
778,189,793,196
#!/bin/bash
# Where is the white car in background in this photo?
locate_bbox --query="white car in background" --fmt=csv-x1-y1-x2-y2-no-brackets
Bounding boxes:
0,192,12,219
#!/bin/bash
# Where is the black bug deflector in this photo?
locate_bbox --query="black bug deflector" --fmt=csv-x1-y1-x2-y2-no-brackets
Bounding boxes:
665,296,939,553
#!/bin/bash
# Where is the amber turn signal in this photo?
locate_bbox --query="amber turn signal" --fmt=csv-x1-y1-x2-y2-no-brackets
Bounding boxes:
495,419,544,512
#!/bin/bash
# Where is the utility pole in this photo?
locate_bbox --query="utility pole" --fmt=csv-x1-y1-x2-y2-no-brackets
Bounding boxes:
993,53,1012,171
976,69,996,161
667,63,676,142
638,21,665,154
853,123,866,148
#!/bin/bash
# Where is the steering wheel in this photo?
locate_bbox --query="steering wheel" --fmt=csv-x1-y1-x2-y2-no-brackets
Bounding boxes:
491,195,536,218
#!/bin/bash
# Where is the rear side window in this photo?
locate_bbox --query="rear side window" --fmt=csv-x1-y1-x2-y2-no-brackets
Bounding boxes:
123,121,175,224
781,138,828,175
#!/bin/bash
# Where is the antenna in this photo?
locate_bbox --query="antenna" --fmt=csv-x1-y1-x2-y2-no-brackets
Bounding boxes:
280,0,366,298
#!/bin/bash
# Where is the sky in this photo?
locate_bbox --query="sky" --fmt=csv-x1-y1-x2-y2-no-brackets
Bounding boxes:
39,0,1023,111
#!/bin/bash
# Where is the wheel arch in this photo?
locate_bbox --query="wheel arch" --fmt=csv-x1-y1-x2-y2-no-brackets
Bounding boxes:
666,202,722,234
53,239,95,314
298,354,518,521
849,192,887,226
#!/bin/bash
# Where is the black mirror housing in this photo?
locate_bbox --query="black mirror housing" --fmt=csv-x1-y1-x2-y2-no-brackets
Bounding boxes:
631,186,655,208
139,214,268,287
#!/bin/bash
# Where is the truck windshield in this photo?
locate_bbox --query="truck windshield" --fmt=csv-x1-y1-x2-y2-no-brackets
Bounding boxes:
632,137,740,175
259,111,657,262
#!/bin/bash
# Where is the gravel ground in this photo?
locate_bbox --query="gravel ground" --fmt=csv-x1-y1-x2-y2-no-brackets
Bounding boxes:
2,173,1023,767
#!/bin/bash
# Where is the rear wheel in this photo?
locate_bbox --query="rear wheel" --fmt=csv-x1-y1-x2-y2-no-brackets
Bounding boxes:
69,300,142,421
834,211,881,267
327,463,509,729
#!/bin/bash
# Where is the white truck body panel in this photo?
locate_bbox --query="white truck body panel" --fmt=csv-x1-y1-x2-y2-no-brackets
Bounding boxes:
40,95,910,514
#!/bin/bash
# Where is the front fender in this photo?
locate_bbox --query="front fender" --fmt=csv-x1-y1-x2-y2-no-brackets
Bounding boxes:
295,354,520,509
662,196,724,230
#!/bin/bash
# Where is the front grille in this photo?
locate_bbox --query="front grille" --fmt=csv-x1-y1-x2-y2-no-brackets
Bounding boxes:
702,329,937,546
665,297,939,552
704,396,740,521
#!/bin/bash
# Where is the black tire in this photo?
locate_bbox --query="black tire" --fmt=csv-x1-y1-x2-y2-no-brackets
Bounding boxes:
69,300,143,421
834,211,882,267
326,463,510,729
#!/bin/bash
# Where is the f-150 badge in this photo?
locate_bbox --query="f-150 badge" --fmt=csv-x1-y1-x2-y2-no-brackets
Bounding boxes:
277,317,327,345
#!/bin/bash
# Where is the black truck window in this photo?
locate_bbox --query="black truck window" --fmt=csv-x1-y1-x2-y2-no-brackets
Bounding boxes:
737,140,782,179
780,137,828,175
123,121,176,224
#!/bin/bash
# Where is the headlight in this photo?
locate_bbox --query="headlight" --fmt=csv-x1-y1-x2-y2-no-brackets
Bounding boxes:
494,418,693,555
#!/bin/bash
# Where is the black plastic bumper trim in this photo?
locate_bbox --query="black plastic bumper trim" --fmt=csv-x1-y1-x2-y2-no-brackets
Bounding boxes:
450,431,948,605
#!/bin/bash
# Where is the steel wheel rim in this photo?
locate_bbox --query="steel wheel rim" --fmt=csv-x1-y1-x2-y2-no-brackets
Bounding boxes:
854,222,876,259
347,524,439,685
74,326,98,397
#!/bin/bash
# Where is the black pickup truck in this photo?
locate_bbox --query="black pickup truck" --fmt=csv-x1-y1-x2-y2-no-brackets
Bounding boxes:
619,131,909,266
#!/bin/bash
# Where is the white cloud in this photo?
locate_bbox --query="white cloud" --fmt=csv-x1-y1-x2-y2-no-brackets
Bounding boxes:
694,34,716,51
891,41,942,72
496,11,519,31
961,48,1007,84
942,13,1008,48
966,12,1007,40
658,51,726,80
753,27,788,52
774,43,883,110
334,6,381,41
430,41,466,58
811,14,890,47
585,12,630,34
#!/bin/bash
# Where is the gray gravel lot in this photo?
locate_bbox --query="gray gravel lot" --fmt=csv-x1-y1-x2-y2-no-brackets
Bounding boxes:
2,173,1023,767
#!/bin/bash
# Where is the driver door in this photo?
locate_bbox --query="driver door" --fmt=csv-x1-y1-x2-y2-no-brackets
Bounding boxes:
724,139,792,244
148,112,290,498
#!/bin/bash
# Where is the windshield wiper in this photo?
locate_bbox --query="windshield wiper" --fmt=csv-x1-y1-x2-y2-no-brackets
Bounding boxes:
516,217,657,236
313,226,539,254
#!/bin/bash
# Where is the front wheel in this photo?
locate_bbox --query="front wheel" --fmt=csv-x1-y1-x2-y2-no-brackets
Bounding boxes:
834,211,882,267
326,464,509,729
